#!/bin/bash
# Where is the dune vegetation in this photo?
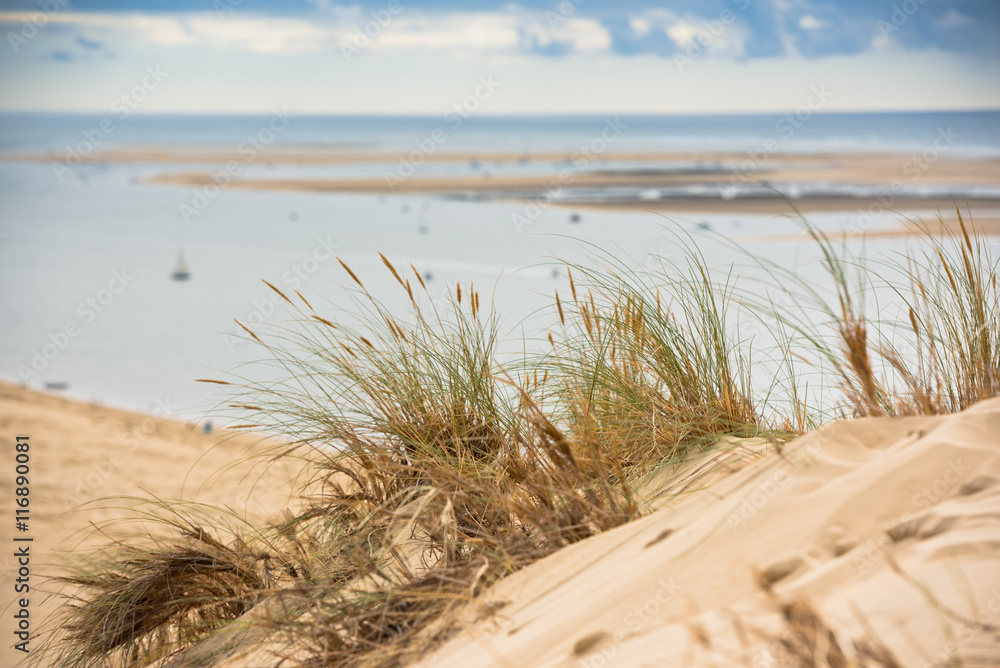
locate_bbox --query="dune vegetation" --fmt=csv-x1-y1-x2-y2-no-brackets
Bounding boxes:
40,210,999,668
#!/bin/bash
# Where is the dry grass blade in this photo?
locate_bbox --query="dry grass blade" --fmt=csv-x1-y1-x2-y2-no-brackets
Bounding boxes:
263,279,294,306
46,514,305,668
45,212,1000,667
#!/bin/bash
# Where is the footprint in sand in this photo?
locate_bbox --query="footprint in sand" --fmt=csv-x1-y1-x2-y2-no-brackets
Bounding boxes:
821,524,858,557
644,527,673,549
757,556,805,587
959,475,997,496
572,630,613,657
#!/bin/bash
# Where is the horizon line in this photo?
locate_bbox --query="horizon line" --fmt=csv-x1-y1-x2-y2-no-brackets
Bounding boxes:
2,107,1000,118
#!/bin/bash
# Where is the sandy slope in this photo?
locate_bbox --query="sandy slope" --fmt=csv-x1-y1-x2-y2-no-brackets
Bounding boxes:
4,383,999,667
0,382,305,667
416,400,1000,668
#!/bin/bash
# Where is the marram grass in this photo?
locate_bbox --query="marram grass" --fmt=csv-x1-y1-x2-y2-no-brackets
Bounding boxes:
39,215,999,668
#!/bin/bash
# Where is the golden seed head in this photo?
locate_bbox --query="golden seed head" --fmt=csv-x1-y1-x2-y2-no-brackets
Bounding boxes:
337,258,365,288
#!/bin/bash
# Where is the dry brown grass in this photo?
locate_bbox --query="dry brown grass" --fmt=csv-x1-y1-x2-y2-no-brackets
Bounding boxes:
40,214,999,667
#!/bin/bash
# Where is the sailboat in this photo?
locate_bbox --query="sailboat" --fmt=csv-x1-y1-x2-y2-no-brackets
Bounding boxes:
171,251,191,281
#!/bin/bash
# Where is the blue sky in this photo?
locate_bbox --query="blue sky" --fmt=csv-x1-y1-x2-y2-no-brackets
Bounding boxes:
1,0,998,114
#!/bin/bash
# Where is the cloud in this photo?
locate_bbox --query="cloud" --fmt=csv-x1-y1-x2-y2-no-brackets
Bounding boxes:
1,1,998,62
185,15,335,53
517,15,611,56
365,14,519,54
797,15,828,31
665,19,700,48
783,6,873,58
0,9,611,57
603,17,675,57
659,11,749,60
0,12,198,45
628,17,650,37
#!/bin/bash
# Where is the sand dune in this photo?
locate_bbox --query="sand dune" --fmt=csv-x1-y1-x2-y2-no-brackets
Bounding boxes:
5,384,1000,667
415,399,1000,667
0,382,305,667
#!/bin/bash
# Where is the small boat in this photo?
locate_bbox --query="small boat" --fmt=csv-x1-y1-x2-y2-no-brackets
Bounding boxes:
172,251,191,281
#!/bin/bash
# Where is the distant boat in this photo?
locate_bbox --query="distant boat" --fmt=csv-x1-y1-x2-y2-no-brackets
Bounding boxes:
172,251,191,281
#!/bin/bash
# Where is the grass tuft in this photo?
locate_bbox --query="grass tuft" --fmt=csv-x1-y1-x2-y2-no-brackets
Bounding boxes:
44,213,999,667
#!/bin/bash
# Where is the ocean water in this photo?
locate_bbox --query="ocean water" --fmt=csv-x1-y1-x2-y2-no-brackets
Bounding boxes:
1,111,998,421
3,110,1000,155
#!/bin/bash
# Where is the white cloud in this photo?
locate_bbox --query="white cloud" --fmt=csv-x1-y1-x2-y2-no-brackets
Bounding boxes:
374,14,520,53
186,16,338,54
797,15,829,30
0,11,335,52
629,17,651,37
541,16,612,53
0,12,197,45
665,20,700,48
871,33,891,49
0,9,611,57
660,13,748,59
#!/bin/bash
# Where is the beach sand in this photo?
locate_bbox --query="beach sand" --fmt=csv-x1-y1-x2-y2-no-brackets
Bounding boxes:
0,382,306,667
126,395,1000,668
130,149,1000,227
4,386,1000,666
5,147,1000,187
7,146,1000,228
414,399,1000,668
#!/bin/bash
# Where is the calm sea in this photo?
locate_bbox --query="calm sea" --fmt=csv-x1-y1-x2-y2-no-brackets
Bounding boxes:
1,111,998,420
2,110,1000,154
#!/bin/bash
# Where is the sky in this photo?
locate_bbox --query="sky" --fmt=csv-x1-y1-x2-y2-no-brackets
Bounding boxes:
0,0,998,115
